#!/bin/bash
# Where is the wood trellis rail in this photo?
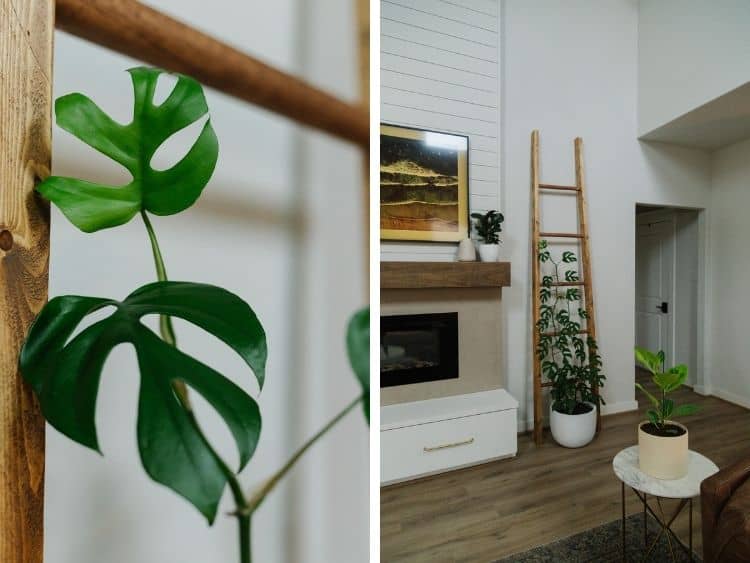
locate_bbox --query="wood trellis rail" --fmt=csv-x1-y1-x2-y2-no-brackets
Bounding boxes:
1,1,369,561
56,0,370,148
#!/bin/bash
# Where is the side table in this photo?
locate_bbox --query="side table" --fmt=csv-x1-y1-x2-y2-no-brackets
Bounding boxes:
613,446,718,562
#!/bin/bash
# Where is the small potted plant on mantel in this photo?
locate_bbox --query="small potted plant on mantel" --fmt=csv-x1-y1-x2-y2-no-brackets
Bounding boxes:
471,209,504,262
536,241,605,448
634,347,699,479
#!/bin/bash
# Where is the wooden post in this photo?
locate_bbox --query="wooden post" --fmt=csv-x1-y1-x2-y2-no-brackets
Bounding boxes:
530,130,543,445
0,0,54,561
55,0,369,148
574,137,601,432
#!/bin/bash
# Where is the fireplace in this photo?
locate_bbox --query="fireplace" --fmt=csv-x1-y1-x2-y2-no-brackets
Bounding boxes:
380,312,459,387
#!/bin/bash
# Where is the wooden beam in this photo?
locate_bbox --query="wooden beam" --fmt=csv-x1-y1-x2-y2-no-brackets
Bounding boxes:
575,137,601,433
0,0,53,561
381,262,511,290
538,184,579,192
55,0,369,148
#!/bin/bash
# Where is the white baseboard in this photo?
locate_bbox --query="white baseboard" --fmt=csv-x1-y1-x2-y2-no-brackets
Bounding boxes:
693,384,712,396
601,400,639,416
516,400,639,433
710,388,750,410
518,417,533,433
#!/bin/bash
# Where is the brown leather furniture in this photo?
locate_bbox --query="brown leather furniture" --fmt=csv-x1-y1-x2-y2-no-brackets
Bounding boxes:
701,456,750,562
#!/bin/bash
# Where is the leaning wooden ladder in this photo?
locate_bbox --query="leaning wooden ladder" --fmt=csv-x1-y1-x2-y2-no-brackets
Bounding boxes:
530,130,600,445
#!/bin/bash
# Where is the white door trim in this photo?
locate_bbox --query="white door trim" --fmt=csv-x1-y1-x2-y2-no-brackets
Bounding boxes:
635,205,706,389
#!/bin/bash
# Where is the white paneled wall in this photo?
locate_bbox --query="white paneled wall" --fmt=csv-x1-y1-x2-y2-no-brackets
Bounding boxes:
381,0,501,260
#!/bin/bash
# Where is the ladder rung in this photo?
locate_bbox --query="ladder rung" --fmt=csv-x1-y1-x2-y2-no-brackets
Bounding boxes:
539,183,579,192
542,329,589,337
540,232,584,239
550,281,584,287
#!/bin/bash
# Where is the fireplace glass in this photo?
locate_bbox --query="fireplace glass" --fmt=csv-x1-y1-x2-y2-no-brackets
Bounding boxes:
380,312,459,387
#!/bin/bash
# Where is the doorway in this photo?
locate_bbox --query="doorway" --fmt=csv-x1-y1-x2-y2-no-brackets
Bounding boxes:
635,205,702,385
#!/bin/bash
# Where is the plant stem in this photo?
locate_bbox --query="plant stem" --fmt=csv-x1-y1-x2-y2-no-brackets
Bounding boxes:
140,210,251,562
141,210,177,345
240,395,363,515
239,514,252,563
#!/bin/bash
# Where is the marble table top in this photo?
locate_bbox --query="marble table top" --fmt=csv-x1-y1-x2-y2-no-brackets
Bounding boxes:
613,446,718,499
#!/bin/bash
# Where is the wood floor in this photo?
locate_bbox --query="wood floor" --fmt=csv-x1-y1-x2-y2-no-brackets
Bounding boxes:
380,371,750,562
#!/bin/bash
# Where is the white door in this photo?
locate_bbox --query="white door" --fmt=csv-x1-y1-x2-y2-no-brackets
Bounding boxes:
635,210,674,367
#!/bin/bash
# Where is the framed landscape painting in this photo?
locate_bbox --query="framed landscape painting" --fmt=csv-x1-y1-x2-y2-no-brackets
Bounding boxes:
380,124,469,242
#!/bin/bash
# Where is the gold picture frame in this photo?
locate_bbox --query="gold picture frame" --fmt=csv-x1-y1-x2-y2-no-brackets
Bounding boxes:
380,124,469,242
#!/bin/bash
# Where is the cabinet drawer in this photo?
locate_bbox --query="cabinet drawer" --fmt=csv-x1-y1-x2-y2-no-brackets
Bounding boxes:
381,408,516,484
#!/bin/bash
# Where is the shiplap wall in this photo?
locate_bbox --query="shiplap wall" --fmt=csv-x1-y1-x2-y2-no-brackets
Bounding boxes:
381,0,501,260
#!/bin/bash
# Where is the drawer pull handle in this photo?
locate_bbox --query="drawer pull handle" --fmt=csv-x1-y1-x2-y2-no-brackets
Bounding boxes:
423,438,475,452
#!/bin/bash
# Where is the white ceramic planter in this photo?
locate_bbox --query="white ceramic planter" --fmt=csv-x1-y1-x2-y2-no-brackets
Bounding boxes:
478,243,500,262
638,420,688,479
549,402,597,448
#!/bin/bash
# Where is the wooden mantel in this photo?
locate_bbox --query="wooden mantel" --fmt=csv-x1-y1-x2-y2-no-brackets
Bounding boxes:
381,262,511,289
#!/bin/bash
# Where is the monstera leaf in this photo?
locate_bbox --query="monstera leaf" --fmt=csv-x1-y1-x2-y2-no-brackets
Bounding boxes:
346,308,370,423
19,281,266,522
38,67,218,232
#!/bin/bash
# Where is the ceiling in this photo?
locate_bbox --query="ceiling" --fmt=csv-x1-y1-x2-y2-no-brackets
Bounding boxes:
639,81,750,151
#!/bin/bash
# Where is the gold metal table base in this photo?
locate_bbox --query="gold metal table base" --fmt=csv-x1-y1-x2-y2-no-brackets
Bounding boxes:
621,481,693,562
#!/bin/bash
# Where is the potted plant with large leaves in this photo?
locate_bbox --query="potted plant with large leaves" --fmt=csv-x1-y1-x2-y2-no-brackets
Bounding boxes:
634,347,699,479
536,240,605,447
20,67,369,563
471,209,504,262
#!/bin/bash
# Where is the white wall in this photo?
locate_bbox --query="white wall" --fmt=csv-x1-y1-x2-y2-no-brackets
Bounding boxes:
707,137,750,408
47,1,366,562
638,0,750,135
380,0,501,261
674,210,700,386
502,0,713,429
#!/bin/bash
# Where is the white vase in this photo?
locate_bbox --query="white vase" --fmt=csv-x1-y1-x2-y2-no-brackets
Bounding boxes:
457,238,476,261
478,243,499,262
549,402,597,448
638,420,688,479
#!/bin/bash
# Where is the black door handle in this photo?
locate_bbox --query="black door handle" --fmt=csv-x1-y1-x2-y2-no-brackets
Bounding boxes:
657,302,668,314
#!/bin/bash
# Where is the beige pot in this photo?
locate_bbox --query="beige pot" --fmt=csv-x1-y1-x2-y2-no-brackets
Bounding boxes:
637,420,689,479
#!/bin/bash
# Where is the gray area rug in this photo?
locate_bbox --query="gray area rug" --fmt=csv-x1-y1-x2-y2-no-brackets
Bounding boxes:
494,513,701,562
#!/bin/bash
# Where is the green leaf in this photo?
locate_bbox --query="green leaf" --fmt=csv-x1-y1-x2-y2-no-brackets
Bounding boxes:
665,364,688,390
125,282,266,389
38,67,218,232
661,398,674,419
346,308,370,423
562,251,577,263
653,371,678,392
635,382,660,410
634,346,660,374
20,281,266,522
646,409,660,427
